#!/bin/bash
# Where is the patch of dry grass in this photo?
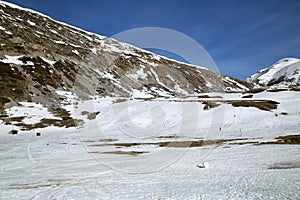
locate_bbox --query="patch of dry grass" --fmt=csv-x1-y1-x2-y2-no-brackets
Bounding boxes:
242,94,253,98
267,88,289,92
89,150,149,156
247,87,268,93
81,138,118,143
290,87,300,91
86,135,299,150
197,95,222,99
268,161,300,169
230,100,279,111
163,99,279,111
257,135,300,145
156,135,181,139
88,138,237,148
87,111,100,120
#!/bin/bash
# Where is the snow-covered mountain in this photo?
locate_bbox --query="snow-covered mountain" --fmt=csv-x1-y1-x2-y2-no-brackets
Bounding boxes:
247,58,300,87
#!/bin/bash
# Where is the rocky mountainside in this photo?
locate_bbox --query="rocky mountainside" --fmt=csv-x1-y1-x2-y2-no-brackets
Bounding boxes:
247,58,300,88
0,1,252,112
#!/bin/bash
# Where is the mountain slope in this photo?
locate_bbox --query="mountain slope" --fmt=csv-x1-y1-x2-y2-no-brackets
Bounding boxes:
0,3,299,198
0,1,252,111
247,58,300,87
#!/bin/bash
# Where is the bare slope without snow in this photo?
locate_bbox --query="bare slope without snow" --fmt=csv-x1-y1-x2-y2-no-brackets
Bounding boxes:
247,58,300,87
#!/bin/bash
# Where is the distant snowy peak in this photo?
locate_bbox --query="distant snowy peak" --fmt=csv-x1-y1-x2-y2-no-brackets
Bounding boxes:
247,58,300,87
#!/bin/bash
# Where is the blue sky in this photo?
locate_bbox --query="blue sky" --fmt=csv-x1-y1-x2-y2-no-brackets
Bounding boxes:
4,0,300,79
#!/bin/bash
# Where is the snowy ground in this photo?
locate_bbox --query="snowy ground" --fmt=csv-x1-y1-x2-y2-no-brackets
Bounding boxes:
0,91,300,199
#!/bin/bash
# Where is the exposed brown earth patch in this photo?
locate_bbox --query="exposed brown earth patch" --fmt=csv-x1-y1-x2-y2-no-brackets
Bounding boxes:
0,106,84,131
156,135,181,139
87,138,247,148
267,88,289,92
229,100,279,111
87,111,100,120
242,94,253,98
81,138,118,143
169,99,279,111
89,150,149,156
256,135,300,145
268,161,300,169
86,135,299,151
197,95,223,99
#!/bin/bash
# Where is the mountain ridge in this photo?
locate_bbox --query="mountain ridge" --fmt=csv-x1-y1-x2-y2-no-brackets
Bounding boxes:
0,0,253,113
247,57,300,87
0,1,211,73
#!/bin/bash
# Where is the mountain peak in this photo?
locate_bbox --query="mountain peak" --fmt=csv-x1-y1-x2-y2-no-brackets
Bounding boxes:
247,57,300,87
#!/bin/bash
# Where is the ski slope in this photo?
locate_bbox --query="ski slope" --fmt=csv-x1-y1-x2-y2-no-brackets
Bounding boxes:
0,91,300,199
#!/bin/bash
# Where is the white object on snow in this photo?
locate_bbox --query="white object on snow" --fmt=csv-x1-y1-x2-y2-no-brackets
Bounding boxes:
197,162,209,168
